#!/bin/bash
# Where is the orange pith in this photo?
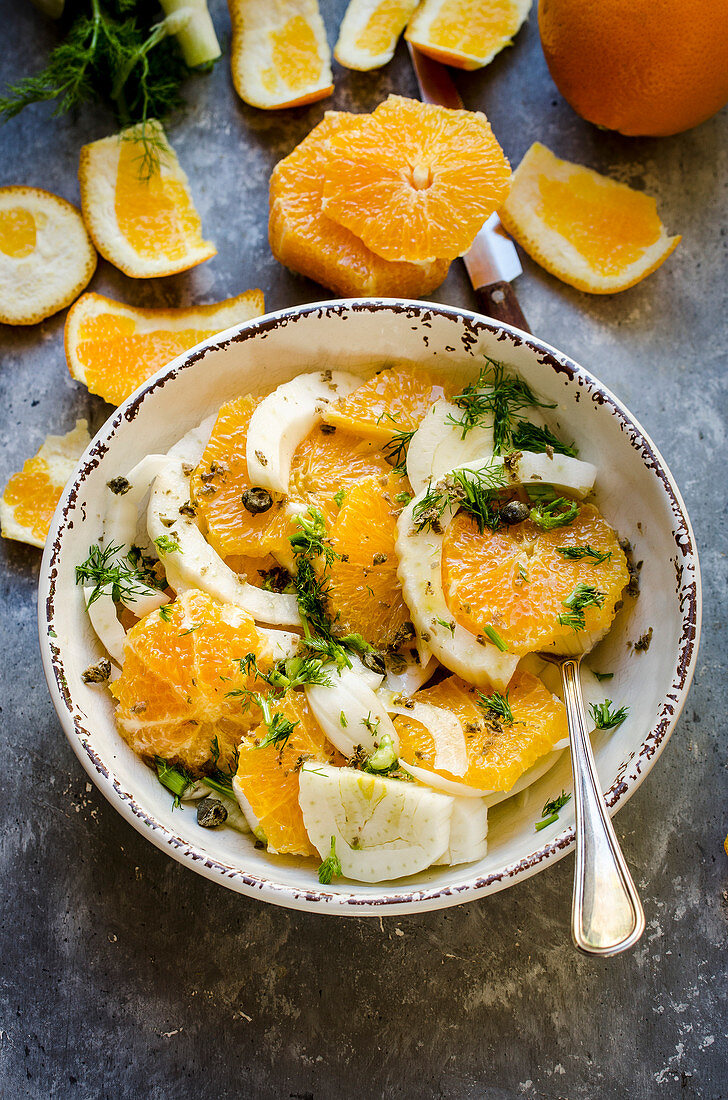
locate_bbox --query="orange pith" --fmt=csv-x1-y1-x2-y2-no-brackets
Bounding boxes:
537,171,662,277
269,112,450,297
236,693,340,855
327,472,411,649
0,207,36,258
112,590,271,772
321,365,452,441
394,671,567,791
441,503,629,655
115,139,207,263
320,95,511,263
2,461,62,544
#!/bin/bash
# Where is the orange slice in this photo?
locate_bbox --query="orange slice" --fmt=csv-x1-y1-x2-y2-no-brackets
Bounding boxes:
0,420,90,548
320,94,511,263
405,0,532,70
321,364,451,441
327,472,411,649
269,111,450,297
236,692,341,855
192,397,390,560
441,503,629,655
65,290,264,406
335,0,420,70
112,589,273,772
79,120,216,278
499,142,681,293
0,187,96,325
394,670,567,791
229,0,333,109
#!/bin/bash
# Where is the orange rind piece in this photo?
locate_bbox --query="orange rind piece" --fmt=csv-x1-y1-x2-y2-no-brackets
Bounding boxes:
269,111,450,297
79,120,216,278
335,0,420,70
405,0,532,70
394,670,567,792
0,186,96,326
229,0,333,109
65,289,264,406
499,142,681,293
320,95,511,263
0,419,90,548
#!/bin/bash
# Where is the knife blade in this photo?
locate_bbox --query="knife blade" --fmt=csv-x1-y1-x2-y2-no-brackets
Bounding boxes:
407,43,530,333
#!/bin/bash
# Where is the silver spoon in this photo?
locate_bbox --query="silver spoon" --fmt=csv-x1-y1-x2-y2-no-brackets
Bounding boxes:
540,652,646,955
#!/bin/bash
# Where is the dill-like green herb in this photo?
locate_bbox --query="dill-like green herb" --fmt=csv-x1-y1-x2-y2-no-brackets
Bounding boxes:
556,545,612,564
256,711,298,751
535,790,571,831
434,617,456,635
178,624,199,636
478,690,514,724
589,700,629,730
158,603,173,622
340,710,348,728
76,541,163,606
317,836,342,884
447,359,555,452
395,490,413,505
558,583,606,631
412,462,506,532
529,497,579,531
483,624,508,652
154,533,181,555
510,421,578,457
382,425,416,473
0,0,214,177
333,488,346,507
236,651,333,695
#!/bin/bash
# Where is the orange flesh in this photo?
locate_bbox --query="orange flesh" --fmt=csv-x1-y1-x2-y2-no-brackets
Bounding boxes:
321,365,451,440
115,140,206,262
355,1,413,51
0,207,36,258
2,459,59,542
394,671,567,791
427,0,521,53
537,171,662,276
441,504,630,655
265,15,323,92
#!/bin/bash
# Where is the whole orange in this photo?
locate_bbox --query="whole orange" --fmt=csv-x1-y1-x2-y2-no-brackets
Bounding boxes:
538,0,728,136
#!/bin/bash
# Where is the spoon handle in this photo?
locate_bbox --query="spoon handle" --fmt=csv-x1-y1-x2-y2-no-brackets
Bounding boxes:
560,658,646,955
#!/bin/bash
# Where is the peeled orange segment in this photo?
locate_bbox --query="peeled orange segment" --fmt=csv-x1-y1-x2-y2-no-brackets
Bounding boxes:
111,589,276,772
441,503,630,656
335,0,420,70
327,472,412,650
269,112,450,297
321,365,451,442
0,420,90,548
229,0,333,109
499,142,681,294
65,290,264,406
245,371,360,494
79,120,216,278
235,692,340,855
289,424,391,532
0,187,96,326
393,670,567,792
405,0,531,70
320,94,511,263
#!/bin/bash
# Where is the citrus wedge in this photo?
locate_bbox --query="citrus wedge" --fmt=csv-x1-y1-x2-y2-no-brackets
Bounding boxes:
499,142,681,293
321,364,452,441
405,0,531,70
79,120,216,278
320,95,511,263
269,112,450,296
1,420,90,548
335,0,420,70
0,187,96,325
393,670,567,792
229,0,333,109
65,290,264,406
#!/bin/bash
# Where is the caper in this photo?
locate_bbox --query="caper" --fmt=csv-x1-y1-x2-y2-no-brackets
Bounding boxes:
197,797,228,828
242,487,273,515
362,650,386,676
499,500,531,525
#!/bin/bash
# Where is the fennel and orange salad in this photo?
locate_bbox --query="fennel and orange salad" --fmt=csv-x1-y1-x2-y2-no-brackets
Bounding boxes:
75,361,631,884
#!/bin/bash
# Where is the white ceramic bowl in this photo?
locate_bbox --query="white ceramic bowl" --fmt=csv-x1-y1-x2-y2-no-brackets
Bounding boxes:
39,300,701,916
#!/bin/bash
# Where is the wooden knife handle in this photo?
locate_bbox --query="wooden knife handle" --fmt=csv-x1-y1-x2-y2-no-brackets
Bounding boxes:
474,280,531,334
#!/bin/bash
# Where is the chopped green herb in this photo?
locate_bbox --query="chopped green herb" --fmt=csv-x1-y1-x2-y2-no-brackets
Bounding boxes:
236,651,332,695
516,563,529,584
154,534,181,555
76,541,163,606
593,671,614,682
447,358,555,452
333,488,346,507
589,700,629,730
510,421,577,457
413,462,506,533
558,583,606,631
382,424,416,472
179,623,199,636
483,624,508,652
256,712,298,751
395,490,413,505
434,617,456,635
158,603,173,622
478,690,514,724
340,710,348,728
535,789,571,831
556,545,612,564
362,713,381,737
529,497,579,531
317,835,342,884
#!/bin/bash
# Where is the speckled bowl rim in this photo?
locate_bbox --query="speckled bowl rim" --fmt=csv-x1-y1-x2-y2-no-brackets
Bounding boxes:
39,298,702,916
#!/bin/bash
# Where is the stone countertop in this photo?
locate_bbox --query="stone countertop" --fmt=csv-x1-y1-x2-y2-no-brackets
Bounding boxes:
0,2,726,1097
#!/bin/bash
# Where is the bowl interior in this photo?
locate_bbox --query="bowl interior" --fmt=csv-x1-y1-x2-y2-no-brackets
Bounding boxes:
41,301,700,914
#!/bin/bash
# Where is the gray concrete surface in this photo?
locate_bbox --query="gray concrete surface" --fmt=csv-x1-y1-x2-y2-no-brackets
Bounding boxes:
0,2,726,1097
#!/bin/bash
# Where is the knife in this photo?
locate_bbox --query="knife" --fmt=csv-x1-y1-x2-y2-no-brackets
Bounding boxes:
407,44,530,333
